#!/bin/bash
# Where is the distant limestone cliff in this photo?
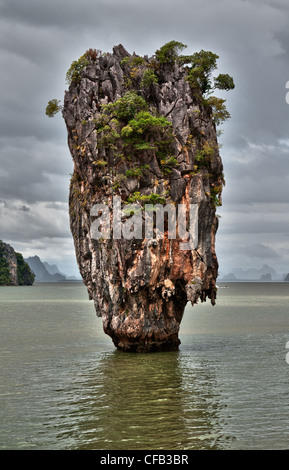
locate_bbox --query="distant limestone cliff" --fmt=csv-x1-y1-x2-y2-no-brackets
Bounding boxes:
25,256,67,282
0,240,35,286
58,41,234,352
23,256,80,282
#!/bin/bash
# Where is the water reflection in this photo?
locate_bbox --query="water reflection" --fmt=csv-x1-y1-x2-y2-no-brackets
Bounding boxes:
46,349,233,450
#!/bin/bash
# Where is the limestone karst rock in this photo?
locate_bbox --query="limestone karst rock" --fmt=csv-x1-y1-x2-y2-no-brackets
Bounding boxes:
0,240,35,286
62,43,229,352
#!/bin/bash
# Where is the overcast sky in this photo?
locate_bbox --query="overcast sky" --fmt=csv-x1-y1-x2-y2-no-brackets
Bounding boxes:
0,0,289,277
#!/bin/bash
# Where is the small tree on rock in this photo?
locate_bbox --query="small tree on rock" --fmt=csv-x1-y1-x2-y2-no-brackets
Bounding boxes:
45,99,62,118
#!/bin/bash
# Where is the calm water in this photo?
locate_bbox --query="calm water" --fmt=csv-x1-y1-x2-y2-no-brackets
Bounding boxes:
0,281,289,450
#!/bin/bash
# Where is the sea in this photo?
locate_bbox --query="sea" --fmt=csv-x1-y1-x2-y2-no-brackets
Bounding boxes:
0,281,289,451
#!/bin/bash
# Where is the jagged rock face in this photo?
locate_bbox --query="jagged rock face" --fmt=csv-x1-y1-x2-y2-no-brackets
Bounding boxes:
63,45,224,352
0,241,18,285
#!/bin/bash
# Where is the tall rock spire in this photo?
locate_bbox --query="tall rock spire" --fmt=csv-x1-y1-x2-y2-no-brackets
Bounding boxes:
62,43,232,352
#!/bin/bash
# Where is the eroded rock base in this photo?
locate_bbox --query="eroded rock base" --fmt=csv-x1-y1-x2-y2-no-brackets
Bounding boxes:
107,333,181,353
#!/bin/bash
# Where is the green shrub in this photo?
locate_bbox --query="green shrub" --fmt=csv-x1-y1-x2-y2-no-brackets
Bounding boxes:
160,155,178,167
195,150,207,167
125,168,143,178
65,49,101,85
120,56,130,66
112,173,127,190
45,99,62,117
133,142,157,151
184,56,234,101
121,111,172,138
141,69,158,88
155,40,187,65
97,125,120,149
203,96,231,126
0,254,11,285
93,160,108,168
160,155,179,175
132,56,146,66
120,55,145,67
120,111,174,158
210,185,222,207
125,165,149,178
194,142,215,169
101,91,148,123
214,73,235,91
186,50,219,94
127,191,166,205
66,54,88,85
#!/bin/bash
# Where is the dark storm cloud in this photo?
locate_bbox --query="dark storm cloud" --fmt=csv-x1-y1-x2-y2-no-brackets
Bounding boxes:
220,140,289,206
218,203,289,237
245,243,278,258
0,136,72,203
0,0,288,274
224,242,279,259
19,205,30,212
0,199,71,241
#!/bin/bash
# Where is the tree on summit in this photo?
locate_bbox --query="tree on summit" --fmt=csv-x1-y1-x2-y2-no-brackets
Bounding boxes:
154,41,235,129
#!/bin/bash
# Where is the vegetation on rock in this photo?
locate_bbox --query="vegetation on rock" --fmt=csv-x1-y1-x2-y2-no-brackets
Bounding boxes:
16,252,35,285
0,251,11,285
0,241,35,286
45,99,62,118
155,40,187,65
65,48,99,85
47,40,234,129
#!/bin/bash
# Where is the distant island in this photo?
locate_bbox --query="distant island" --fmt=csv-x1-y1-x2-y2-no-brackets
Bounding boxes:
219,265,289,282
25,255,80,283
0,239,81,285
0,240,35,286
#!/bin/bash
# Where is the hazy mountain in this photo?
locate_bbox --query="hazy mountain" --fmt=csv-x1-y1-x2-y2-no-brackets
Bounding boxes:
25,256,66,282
220,273,238,281
43,261,79,281
220,265,282,281
43,261,60,276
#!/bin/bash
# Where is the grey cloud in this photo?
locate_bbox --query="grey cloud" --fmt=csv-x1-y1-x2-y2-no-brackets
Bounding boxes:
241,243,278,258
219,241,278,260
219,139,289,207
0,199,71,242
216,234,289,274
0,137,73,203
219,213,289,236
218,201,289,237
19,205,30,212
44,202,69,210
